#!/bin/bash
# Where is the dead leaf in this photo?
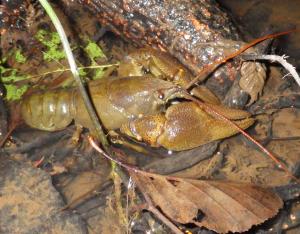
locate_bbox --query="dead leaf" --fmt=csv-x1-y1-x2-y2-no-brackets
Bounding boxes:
239,61,266,105
131,172,283,233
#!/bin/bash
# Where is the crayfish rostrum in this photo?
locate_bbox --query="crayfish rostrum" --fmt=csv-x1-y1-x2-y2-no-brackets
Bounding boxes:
20,48,254,151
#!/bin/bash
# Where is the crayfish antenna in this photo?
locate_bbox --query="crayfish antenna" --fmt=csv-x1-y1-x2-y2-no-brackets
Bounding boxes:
191,97,300,184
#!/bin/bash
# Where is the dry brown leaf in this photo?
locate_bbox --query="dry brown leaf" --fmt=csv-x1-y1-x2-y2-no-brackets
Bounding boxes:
239,61,266,105
131,172,283,233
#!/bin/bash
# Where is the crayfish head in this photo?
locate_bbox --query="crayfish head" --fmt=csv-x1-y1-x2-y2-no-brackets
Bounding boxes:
120,114,166,147
153,86,191,106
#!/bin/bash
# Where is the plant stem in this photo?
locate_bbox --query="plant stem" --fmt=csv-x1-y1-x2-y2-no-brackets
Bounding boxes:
38,0,109,150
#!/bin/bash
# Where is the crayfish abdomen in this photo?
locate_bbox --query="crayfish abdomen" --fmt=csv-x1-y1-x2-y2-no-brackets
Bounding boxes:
21,89,75,131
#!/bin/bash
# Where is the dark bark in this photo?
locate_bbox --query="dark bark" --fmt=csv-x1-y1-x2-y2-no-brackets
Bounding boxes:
76,0,243,75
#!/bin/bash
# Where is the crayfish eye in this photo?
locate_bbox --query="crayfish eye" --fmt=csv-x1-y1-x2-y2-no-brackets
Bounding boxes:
158,91,164,100
143,67,150,74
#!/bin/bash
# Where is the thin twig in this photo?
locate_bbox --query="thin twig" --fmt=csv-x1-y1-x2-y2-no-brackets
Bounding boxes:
112,170,128,226
27,64,118,80
0,124,16,148
38,0,109,150
126,177,134,234
241,54,300,87
144,193,184,234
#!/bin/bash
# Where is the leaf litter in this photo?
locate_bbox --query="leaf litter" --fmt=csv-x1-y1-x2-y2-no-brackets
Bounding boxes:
129,170,283,233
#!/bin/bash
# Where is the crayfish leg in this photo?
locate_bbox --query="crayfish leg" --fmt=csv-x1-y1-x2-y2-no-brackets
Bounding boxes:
70,125,83,146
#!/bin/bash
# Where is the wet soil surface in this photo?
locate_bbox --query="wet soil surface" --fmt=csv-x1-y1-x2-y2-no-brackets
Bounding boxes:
0,158,87,234
0,1,300,233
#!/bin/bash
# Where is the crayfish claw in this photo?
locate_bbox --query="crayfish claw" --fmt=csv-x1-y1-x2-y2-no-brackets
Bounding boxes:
208,117,255,142
121,101,254,151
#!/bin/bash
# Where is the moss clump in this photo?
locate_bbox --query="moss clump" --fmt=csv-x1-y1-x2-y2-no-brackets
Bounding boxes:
35,29,66,62
0,58,29,101
1,29,109,100
4,84,29,101
84,40,107,79
15,49,27,63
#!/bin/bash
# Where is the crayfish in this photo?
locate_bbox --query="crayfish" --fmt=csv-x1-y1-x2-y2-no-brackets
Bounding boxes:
20,48,254,151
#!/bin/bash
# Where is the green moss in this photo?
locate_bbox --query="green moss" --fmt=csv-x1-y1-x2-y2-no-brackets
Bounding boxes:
1,31,109,101
35,29,65,62
84,40,107,80
15,49,27,63
78,68,87,77
4,84,29,101
84,41,106,60
0,67,28,83
0,59,29,101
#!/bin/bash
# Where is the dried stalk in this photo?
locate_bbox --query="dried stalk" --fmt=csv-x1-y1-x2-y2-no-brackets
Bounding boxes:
38,0,109,150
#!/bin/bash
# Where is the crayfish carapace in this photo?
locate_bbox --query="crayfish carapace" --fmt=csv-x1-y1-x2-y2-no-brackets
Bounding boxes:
20,48,254,151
